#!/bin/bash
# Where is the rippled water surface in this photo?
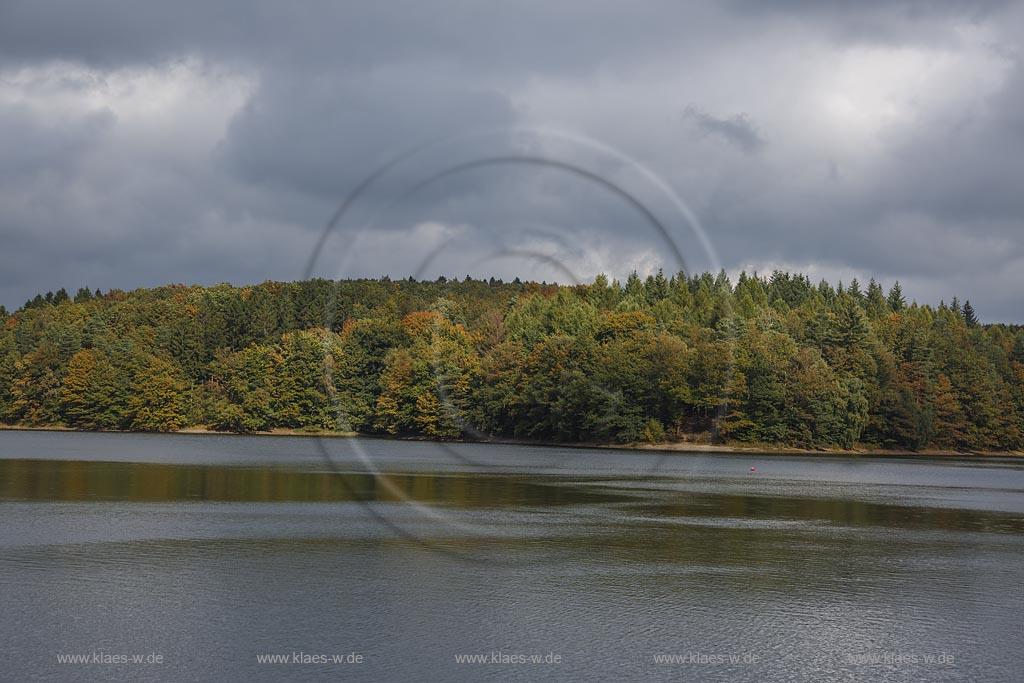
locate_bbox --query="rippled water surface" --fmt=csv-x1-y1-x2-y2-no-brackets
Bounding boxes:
1,430,1022,682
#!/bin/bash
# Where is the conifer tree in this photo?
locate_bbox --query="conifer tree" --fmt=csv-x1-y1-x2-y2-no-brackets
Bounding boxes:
961,300,979,327
866,279,887,318
887,281,906,312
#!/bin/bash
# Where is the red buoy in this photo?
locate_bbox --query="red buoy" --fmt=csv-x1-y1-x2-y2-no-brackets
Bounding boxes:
750,467,756,472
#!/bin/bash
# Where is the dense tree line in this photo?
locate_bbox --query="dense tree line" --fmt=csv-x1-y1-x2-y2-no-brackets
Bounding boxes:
1,273,1022,451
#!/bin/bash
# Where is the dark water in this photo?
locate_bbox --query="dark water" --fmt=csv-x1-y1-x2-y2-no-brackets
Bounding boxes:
1,431,1022,682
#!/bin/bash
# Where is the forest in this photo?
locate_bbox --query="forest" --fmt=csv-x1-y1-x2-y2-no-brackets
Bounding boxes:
1,271,1022,452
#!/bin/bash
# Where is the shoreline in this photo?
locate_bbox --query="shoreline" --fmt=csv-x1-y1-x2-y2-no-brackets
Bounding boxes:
1,423,1021,458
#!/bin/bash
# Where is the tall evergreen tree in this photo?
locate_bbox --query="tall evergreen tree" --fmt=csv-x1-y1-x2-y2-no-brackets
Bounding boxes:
866,279,887,318
887,281,906,312
962,300,979,328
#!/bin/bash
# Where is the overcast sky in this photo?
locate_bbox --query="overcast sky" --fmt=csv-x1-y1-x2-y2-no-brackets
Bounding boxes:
1,1,1022,321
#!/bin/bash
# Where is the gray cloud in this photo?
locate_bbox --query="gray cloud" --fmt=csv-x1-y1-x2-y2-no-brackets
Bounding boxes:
684,107,765,154
0,1,1022,322
219,70,520,199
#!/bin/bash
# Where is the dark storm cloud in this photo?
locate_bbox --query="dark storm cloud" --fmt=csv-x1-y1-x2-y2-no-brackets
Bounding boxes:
0,1,720,71
1,0,1023,321
218,71,519,199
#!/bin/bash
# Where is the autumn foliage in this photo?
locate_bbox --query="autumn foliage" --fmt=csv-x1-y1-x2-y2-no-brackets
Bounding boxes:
1,274,1021,451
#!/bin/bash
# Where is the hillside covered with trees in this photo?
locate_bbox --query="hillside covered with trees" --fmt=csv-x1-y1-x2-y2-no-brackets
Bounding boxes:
1,272,1022,452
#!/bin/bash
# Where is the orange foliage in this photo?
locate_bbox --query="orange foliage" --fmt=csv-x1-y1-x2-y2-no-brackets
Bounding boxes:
402,311,446,336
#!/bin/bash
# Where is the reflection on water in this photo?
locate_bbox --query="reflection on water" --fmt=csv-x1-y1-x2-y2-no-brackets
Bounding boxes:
0,458,628,507
0,431,1022,683
3,457,1023,538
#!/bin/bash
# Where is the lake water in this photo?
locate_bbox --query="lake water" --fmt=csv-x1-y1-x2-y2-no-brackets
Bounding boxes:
1,430,1022,682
